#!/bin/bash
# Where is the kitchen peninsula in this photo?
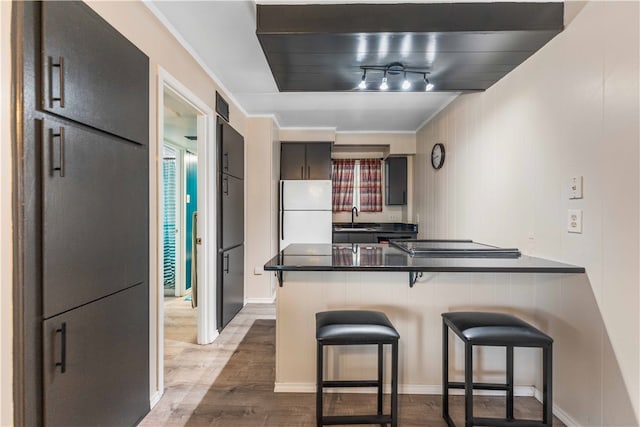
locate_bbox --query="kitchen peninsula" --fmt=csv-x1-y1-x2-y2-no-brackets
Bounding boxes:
264,242,584,395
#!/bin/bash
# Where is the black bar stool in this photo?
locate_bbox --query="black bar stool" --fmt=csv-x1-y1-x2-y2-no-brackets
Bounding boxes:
442,312,553,427
316,310,400,427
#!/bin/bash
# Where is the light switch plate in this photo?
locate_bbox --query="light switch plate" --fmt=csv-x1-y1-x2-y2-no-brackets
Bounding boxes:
569,176,583,199
567,209,583,233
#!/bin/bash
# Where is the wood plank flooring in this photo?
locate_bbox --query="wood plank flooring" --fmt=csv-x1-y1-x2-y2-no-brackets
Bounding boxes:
141,302,565,426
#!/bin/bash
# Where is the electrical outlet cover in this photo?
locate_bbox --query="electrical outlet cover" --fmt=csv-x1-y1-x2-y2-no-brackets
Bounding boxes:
567,209,583,233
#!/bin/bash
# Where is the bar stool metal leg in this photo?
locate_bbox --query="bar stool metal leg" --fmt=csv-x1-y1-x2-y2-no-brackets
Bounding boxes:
391,341,399,427
506,346,514,420
442,320,450,424
464,342,473,427
377,343,383,420
543,343,553,425
317,342,323,427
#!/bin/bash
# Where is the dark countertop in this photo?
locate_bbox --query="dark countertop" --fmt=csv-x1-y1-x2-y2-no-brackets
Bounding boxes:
332,222,418,233
264,243,586,274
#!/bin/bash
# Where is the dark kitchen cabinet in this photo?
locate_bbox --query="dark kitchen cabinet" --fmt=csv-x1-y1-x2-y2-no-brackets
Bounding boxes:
280,142,331,179
41,1,149,145
219,244,245,330
217,118,245,331
220,174,244,249
41,118,148,318
385,157,407,205
16,2,150,425
43,285,148,427
219,117,244,179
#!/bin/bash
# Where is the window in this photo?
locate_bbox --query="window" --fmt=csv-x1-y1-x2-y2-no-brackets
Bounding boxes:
332,159,382,212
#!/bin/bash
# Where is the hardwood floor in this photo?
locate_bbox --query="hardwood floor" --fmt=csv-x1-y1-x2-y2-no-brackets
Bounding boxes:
141,303,565,426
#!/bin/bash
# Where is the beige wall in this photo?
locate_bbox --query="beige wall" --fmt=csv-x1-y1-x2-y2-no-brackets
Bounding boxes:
335,132,416,155
414,2,639,424
83,0,249,404
1,1,13,425
245,117,278,302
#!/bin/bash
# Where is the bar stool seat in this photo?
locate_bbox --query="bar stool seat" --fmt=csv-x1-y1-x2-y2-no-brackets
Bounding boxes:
316,310,399,427
442,312,553,427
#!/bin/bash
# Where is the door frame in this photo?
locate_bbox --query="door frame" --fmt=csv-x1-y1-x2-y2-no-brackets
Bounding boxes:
154,67,218,405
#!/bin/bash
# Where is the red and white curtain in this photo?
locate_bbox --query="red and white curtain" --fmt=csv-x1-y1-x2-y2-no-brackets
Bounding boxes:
359,159,382,212
332,159,355,212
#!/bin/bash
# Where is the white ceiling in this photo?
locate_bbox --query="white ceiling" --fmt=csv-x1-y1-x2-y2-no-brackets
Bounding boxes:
147,1,461,132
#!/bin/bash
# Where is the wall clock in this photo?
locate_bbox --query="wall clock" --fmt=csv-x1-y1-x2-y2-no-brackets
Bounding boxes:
431,143,445,169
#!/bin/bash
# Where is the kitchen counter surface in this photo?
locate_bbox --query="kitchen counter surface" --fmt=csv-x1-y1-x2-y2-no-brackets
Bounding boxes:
264,242,585,274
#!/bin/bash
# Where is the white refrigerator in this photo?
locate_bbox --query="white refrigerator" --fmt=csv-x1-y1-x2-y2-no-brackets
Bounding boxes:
280,180,332,249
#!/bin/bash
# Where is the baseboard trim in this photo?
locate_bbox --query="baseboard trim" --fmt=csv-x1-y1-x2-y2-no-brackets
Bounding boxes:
149,390,163,408
245,297,276,304
533,388,581,427
274,382,582,425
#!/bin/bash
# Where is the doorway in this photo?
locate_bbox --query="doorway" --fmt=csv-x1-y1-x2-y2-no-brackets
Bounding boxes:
154,68,217,406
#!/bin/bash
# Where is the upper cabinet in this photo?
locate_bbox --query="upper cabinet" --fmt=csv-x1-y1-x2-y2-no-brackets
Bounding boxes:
41,1,149,145
281,142,331,180
219,118,244,180
385,157,407,205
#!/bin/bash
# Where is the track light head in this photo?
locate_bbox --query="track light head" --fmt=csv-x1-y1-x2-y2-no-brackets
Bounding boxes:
380,71,388,90
401,72,411,90
358,70,367,89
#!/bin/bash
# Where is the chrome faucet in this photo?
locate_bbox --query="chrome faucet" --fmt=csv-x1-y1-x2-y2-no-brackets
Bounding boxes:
351,206,359,227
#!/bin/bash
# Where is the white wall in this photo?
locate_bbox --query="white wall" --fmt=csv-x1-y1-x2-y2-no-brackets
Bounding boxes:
414,2,639,425
1,2,13,425
245,117,278,302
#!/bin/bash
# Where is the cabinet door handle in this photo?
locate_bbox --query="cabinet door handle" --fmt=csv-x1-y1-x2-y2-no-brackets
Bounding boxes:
402,191,406,204
223,152,229,171
49,127,65,177
48,56,65,108
223,176,229,195
307,165,310,179
300,166,304,180
224,253,230,273
55,322,67,373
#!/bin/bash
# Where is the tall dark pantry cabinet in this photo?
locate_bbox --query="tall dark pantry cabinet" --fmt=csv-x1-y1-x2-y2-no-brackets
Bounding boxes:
13,2,150,426
217,117,245,331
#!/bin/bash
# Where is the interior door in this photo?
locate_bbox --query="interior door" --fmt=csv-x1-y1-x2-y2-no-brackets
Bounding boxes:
41,117,148,319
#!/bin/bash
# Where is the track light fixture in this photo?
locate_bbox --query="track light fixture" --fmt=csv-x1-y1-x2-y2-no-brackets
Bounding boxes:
380,71,389,90
358,70,367,89
424,74,434,91
358,62,432,91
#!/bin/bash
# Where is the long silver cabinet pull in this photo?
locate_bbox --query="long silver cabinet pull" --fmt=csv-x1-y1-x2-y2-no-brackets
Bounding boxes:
223,176,229,195
49,127,65,177
55,322,67,373
224,253,230,273
48,56,65,108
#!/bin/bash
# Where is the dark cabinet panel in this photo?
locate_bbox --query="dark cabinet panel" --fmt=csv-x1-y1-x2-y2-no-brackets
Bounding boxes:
219,119,244,179
220,174,244,249
43,284,149,427
41,1,149,145
385,157,407,205
41,118,148,319
306,143,332,179
280,143,306,180
281,142,331,179
219,244,244,330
